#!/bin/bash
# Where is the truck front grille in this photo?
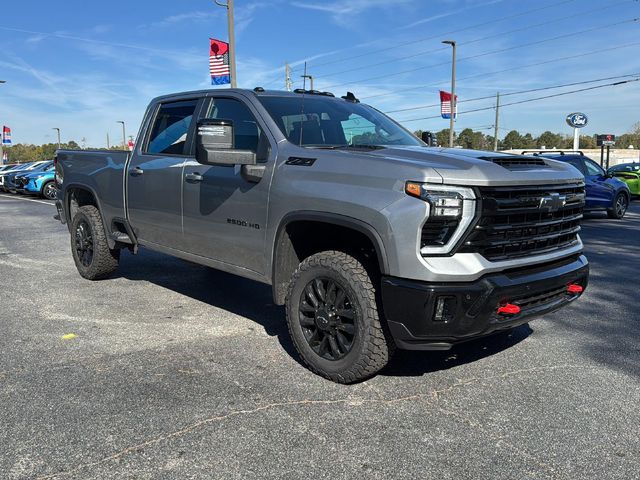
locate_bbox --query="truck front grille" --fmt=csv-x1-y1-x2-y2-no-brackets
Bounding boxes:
459,183,585,261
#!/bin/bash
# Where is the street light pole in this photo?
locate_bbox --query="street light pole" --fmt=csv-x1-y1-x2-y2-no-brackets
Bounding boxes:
301,74,314,91
52,128,61,150
214,0,237,88
117,121,126,150
442,40,457,148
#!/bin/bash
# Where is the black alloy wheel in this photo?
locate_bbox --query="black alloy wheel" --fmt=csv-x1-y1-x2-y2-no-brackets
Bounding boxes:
298,277,357,361
74,220,94,267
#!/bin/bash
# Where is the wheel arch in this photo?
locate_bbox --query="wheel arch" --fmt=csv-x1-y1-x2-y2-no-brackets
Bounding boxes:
271,211,389,305
64,183,115,248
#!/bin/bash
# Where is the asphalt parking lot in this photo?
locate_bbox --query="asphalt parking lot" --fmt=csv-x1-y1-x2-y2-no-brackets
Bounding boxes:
0,193,639,480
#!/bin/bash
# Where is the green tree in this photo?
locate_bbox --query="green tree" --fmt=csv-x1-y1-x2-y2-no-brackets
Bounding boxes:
616,122,640,148
502,130,524,149
436,129,452,147
535,131,563,149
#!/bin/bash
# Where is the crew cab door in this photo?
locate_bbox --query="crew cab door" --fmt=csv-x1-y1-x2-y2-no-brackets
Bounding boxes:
127,98,201,247
181,96,274,275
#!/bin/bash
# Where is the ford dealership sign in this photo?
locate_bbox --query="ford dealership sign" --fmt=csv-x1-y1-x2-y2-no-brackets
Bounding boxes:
566,112,588,128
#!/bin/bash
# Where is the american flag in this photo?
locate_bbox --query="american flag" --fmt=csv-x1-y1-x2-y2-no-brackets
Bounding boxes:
210,38,231,85
440,91,458,119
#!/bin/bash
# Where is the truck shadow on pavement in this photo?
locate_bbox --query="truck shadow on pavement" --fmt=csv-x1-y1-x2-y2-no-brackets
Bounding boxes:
116,248,533,378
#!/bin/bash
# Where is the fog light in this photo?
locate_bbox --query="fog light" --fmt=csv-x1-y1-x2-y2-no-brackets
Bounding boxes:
434,296,457,322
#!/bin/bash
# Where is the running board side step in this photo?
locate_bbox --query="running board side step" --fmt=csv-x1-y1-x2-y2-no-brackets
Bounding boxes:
110,232,133,244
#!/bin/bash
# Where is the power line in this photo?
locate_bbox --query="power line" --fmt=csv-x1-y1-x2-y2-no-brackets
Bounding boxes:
289,0,581,74
322,18,639,90
384,73,640,114
396,78,640,123
313,0,634,81
362,40,640,100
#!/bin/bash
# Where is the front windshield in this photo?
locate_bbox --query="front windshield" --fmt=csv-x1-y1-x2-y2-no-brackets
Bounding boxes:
257,95,422,148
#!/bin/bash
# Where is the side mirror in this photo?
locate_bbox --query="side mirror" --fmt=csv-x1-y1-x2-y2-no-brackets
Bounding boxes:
421,131,436,147
195,119,256,166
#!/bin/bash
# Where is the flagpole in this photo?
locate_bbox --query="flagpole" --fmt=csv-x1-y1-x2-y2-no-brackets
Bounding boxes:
442,40,456,148
215,0,237,88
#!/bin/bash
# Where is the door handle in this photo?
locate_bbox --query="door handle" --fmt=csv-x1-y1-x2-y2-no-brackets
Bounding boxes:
130,167,144,177
185,172,203,183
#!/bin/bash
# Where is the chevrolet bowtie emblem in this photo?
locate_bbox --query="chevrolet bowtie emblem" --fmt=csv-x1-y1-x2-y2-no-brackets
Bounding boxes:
539,193,567,212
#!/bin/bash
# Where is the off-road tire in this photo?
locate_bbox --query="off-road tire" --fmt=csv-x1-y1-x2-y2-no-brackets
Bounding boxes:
70,205,120,280
285,250,392,383
607,192,628,219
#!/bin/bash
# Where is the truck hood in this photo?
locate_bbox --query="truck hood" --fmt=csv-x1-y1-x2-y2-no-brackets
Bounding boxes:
361,146,584,186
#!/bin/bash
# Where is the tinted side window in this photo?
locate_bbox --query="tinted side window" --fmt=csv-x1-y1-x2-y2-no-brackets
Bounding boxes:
146,99,199,155
584,159,605,176
206,98,261,152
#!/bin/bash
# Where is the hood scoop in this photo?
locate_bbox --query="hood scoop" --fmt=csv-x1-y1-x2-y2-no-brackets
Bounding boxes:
479,156,547,170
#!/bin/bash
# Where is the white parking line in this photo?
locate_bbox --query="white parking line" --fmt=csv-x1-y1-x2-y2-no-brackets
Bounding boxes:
0,193,55,206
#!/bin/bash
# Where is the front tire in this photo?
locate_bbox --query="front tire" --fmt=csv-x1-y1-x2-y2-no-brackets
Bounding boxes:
70,205,120,280
285,251,392,383
41,181,57,200
607,192,628,219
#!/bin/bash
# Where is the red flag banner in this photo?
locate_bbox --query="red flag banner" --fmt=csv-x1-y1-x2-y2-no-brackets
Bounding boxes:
210,38,231,85
440,91,458,120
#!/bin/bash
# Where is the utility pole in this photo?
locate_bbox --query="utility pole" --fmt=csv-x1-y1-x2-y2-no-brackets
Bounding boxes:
214,0,237,88
52,128,61,150
442,40,457,148
493,92,500,152
285,63,293,91
106,132,110,149
117,121,126,150
301,74,314,91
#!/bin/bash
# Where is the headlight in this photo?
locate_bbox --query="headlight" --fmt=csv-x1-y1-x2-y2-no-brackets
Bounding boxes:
405,182,476,255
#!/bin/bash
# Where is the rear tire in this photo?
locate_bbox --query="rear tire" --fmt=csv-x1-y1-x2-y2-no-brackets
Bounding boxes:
607,192,628,219
285,251,392,384
70,205,120,280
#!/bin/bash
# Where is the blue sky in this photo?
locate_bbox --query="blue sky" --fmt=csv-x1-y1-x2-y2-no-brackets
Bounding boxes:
1,0,639,146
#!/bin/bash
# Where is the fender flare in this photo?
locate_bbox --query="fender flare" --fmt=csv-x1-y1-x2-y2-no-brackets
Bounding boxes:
272,210,390,277
62,183,114,248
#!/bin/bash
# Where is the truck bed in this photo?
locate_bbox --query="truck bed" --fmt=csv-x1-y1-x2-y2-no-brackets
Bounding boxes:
56,149,130,227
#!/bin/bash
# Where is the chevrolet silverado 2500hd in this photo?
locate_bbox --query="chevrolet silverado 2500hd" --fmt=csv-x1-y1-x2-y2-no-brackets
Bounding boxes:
55,88,589,383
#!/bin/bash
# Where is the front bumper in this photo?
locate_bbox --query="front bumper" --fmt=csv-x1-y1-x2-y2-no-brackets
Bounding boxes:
381,255,589,350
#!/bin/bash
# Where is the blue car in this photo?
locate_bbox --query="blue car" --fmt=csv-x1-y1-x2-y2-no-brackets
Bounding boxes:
1,161,52,193
523,151,631,219
16,164,58,199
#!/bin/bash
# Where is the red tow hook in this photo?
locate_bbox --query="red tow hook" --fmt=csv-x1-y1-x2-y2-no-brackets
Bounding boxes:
567,283,584,294
497,303,521,315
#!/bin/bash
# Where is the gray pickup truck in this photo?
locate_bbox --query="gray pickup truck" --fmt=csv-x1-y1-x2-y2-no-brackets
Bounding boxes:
55,88,589,383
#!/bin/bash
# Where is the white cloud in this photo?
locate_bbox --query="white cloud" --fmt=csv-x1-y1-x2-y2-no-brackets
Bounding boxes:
291,0,413,27
147,11,218,29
